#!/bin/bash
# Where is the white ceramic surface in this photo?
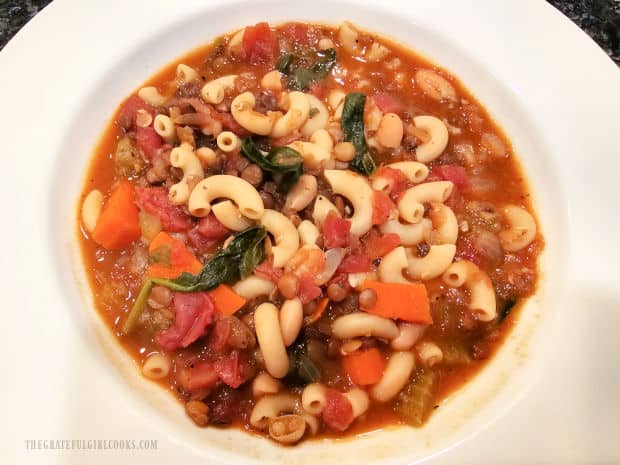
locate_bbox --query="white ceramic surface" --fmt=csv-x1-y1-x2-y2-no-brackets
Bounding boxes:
0,1,618,464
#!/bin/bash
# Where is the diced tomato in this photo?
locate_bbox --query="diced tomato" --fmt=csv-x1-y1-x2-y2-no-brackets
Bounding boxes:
197,214,230,240
372,166,409,200
213,351,255,388
177,360,219,392
433,165,470,192
362,229,400,260
297,275,322,305
118,94,155,128
372,191,395,226
322,389,354,431
135,187,193,232
135,126,163,160
255,258,284,283
338,254,371,273
242,22,279,65
372,93,405,115
155,292,215,350
213,110,249,136
280,23,312,46
187,227,220,254
323,214,351,248
271,133,301,147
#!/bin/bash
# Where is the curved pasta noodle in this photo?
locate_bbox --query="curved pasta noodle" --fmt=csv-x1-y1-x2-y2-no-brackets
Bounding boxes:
312,195,341,228
371,161,428,193
370,351,415,402
442,260,497,321
391,322,426,350
398,181,453,224
188,174,264,219
343,388,370,418
176,63,198,82
142,353,171,380
211,200,253,231
138,86,166,106
252,372,282,397
416,341,443,367
498,204,537,252
216,131,241,153
378,246,410,284
406,244,456,280
261,209,300,267
153,114,176,143
324,169,373,236
301,383,327,415
254,303,289,378
232,275,275,300
380,218,431,246
428,202,458,245
284,175,318,213
250,393,297,430
301,94,329,137
297,220,320,246
271,91,310,138
413,115,449,163
338,21,362,55
289,129,333,168
331,313,399,340
169,144,204,205
201,74,238,104
231,91,278,135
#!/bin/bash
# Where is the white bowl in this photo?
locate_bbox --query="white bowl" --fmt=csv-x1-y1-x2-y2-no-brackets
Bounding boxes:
2,0,619,464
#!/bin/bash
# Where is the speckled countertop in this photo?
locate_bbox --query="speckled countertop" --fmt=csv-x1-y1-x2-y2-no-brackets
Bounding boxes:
1,0,618,64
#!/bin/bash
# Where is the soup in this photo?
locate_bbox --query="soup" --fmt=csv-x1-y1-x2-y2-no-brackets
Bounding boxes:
78,21,542,444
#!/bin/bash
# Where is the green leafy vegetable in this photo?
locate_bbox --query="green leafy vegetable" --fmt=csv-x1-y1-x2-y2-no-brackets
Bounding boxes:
287,343,322,384
396,369,439,426
122,226,266,334
240,138,303,192
341,92,375,175
276,48,337,91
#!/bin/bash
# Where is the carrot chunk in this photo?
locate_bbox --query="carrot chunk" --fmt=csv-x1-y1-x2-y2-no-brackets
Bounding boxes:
342,348,386,385
92,181,141,250
147,231,202,279
360,280,432,324
208,284,247,316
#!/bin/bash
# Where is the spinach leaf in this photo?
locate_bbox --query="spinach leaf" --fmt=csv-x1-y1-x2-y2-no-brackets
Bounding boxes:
277,48,337,91
342,92,375,175
151,226,267,292
287,344,321,384
240,138,303,192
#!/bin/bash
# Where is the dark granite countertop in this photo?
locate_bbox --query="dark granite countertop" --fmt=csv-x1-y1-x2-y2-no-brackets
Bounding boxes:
1,0,618,64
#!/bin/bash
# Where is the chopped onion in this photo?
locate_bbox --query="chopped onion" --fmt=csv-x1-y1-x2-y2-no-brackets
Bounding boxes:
315,248,345,285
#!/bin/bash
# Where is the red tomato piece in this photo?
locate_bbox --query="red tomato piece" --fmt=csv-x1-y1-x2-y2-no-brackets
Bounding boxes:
242,22,279,65
362,229,401,260
323,214,351,248
118,94,155,128
135,126,163,160
338,254,371,273
254,258,284,283
372,166,410,200
213,351,255,388
280,23,311,46
197,214,230,240
322,389,355,431
187,227,220,255
372,191,396,226
135,187,193,232
155,292,215,350
297,275,322,305
177,360,219,392
433,165,470,191
372,93,405,115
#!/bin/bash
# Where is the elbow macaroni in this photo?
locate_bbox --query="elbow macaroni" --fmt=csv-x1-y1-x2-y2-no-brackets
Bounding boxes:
371,352,415,402
378,246,411,284
168,143,204,205
188,174,264,219
442,260,497,321
412,115,449,163
406,244,456,280
231,91,279,135
261,209,300,267
498,204,537,252
398,181,453,224
201,74,238,104
271,91,310,138
211,200,253,231
324,169,373,236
